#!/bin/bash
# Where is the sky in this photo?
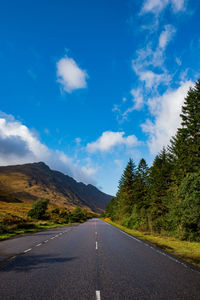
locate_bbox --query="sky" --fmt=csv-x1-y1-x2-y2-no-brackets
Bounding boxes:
0,0,200,195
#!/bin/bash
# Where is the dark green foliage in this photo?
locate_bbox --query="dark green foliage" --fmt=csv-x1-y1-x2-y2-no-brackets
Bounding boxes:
124,158,149,231
51,208,60,214
148,149,173,232
169,80,200,180
28,199,49,220
134,158,149,210
0,214,32,233
177,172,200,240
117,158,136,215
69,207,88,223
106,197,119,220
50,207,91,224
106,80,200,241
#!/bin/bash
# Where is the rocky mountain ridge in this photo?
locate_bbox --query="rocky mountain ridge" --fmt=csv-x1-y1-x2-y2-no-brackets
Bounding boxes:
0,162,113,212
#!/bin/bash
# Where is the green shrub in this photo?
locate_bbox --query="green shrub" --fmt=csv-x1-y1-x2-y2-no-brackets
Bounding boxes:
0,223,7,234
51,208,60,214
69,207,89,223
0,214,31,232
28,199,49,220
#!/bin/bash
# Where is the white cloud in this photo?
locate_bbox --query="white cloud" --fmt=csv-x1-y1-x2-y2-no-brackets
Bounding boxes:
131,88,144,110
171,0,185,12
159,25,176,49
86,131,139,153
136,69,171,89
141,0,169,15
0,112,96,184
141,0,185,15
56,56,88,93
176,57,182,66
121,89,144,120
141,80,194,154
75,137,81,144
132,25,175,90
114,23,175,121
112,104,121,113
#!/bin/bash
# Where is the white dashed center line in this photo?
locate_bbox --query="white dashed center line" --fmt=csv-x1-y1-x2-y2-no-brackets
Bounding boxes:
24,248,32,253
36,243,42,247
96,242,98,250
96,290,101,300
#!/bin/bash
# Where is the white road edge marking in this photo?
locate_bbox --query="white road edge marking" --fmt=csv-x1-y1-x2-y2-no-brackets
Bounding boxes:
96,290,101,300
36,243,42,247
119,229,142,243
24,248,32,253
44,240,48,243
104,220,199,273
95,232,97,235
96,242,98,250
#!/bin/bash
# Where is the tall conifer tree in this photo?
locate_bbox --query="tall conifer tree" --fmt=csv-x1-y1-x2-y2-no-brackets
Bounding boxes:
169,80,200,179
117,158,136,215
134,158,149,210
148,148,172,230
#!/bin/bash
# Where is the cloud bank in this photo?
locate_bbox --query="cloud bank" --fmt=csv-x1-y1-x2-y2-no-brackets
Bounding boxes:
0,112,96,184
141,80,194,154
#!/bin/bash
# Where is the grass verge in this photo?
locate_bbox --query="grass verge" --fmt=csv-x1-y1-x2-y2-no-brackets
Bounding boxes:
102,218,200,268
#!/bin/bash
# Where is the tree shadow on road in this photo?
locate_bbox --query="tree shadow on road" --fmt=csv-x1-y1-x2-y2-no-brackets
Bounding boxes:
0,254,77,273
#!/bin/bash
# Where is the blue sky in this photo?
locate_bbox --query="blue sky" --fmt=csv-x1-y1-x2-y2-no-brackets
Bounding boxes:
0,0,200,195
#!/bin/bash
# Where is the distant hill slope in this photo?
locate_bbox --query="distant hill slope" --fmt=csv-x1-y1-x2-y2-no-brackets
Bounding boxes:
0,162,113,213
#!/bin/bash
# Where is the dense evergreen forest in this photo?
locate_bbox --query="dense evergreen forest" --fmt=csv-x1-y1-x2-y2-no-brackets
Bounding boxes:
106,80,200,241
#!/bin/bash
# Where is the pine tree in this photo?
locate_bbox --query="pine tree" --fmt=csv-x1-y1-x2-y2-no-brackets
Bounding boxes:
148,148,172,231
169,80,200,179
134,158,149,210
178,171,200,241
117,158,136,215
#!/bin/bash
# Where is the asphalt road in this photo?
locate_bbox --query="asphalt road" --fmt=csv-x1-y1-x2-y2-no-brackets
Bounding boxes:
0,219,200,300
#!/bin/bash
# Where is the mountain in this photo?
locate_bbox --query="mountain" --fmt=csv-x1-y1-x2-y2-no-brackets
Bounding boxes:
0,162,113,213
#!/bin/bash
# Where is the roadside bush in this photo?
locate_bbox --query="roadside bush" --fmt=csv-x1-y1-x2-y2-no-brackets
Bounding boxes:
69,207,89,223
28,199,49,220
59,210,70,223
0,223,7,234
50,209,70,224
51,208,60,215
0,214,31,233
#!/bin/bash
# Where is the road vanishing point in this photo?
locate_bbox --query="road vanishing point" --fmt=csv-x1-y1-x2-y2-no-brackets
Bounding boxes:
0,219,200,300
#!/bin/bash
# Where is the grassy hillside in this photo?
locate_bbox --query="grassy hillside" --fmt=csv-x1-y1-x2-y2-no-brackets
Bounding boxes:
0,162,112,212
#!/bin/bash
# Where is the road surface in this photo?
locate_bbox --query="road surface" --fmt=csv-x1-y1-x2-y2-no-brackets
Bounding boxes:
0,219,200,300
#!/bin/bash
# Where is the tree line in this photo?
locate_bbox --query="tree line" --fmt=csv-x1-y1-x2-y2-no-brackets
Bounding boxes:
106,80,200,241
